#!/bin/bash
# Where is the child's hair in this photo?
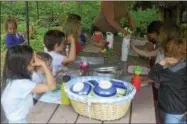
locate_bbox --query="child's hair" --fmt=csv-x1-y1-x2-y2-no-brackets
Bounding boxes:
147,20,163,34
2,45,34,88
44,30,65,51
34,52,52,71
164,38,186,60
158,22,181,47
67,13,81,22
36,52,52,64
63,13,82,41
4,16,18,32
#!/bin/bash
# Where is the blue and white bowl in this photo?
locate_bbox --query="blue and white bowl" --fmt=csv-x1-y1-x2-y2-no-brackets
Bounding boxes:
71,82,91,95
93,80,117,97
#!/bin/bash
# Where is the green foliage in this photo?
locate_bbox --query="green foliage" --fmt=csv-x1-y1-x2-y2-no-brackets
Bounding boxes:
1,34,7,52
131,7,159,36
1,1,159,52
29,26,47,52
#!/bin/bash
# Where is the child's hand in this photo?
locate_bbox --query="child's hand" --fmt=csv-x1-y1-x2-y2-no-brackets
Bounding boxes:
67,35,75,44
130,41,135,51
32,52,46,67
160,57,178,66
165,57,178,65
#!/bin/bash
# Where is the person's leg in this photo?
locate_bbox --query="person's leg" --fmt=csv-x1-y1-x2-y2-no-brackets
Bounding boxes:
164,112,186,124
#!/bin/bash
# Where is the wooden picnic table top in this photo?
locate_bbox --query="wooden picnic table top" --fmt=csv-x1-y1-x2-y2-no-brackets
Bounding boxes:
27,85,156,123
27,36,156,123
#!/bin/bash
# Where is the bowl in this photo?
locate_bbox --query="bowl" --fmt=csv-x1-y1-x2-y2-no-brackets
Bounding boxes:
93,80,116,97
110,80,127,89
71,82,91,95
92,66,122,79
88,80,99,86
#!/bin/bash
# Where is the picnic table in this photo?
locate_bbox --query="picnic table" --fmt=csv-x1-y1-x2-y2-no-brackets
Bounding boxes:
27,37,156,123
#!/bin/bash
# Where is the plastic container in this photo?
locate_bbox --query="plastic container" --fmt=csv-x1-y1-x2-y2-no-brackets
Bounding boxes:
61,75,71,105
71,82,92,95
80,58,89,76
106,32,114,49
93,32,103,43
131,66,142,91
131,74,141,91
65,43,70,56
121,35,131,61
93,80,116,97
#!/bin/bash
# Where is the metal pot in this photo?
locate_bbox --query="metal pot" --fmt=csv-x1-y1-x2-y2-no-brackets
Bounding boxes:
92,66,123,79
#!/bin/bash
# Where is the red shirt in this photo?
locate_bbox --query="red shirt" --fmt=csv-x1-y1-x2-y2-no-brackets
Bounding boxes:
76,42,83,54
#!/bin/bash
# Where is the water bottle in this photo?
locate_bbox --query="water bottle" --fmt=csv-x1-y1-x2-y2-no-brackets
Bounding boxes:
65,43,70,56
61,75,71,105
106,32,114,49
121,35,131,61
80,58,89,76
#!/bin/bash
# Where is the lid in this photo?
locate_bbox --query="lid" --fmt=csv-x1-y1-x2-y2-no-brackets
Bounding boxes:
106,32,114,37
63,75,71,82
93,66,119,73
134,66,141,75
72,82,84,92
93,80,116,97
99,80,112,89
71,82,92,95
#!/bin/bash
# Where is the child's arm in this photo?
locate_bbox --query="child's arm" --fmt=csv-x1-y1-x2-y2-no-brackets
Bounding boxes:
62,35,76,64
148,64,163,83
148,58,179,83
31,53,56,94
130,43,158,57
19,33,28,45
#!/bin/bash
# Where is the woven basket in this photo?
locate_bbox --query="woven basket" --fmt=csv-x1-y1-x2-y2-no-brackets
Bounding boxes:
65,76,136,121
70,100,131,121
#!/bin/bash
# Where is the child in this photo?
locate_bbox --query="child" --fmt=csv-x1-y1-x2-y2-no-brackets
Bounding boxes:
63,13,87,54
44,30,76,76
131,21,181,65
148,38,187,124
131,20,163,65
4,16,27,48
1,45,56,123
32,52,53,104
131,22,181,103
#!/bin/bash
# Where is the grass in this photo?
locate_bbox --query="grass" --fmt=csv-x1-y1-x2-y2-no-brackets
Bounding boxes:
1,51,6,87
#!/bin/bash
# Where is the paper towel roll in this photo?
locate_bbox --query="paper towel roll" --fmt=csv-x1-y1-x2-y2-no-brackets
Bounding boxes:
106,32,114,49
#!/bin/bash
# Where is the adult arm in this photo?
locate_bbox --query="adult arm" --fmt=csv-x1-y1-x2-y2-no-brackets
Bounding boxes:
126,12,136,29
102,1,129,35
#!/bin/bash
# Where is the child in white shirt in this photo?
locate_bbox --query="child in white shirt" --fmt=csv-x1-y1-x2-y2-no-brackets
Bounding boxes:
31,52,52,103
43,30,76,76
1,45,56,123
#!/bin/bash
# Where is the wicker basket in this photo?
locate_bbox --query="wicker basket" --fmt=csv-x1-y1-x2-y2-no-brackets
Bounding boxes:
65,76,136,121
71,100,131,121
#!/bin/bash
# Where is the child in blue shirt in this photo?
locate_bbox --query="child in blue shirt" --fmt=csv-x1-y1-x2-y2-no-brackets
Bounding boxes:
4,16,27,48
